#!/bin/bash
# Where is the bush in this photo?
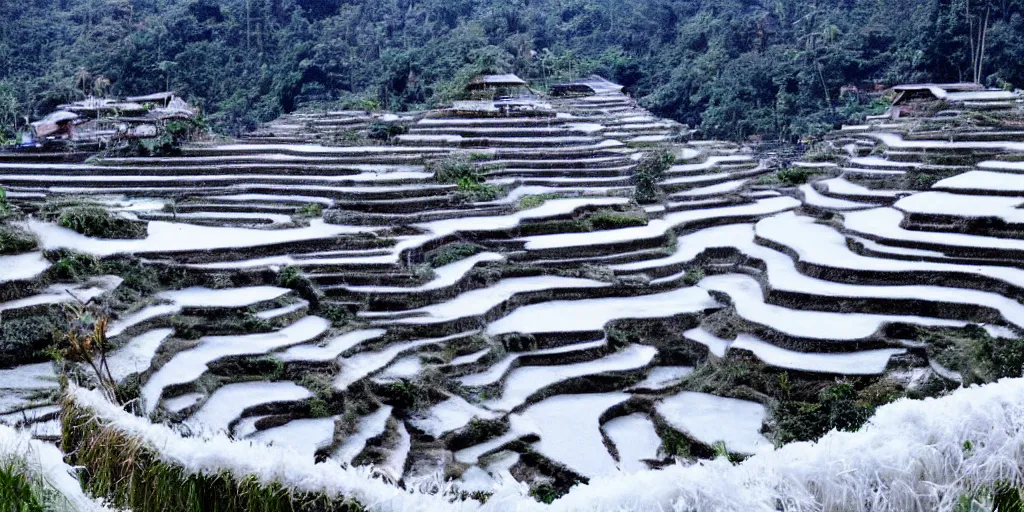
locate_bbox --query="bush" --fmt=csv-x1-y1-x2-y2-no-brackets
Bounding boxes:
47,251,99,281
366,122,407,141
774,382,875,444
922,325,1024,384
774,167,814,186
430,154,479,184
39,203,146,240
632,151,674,204
682,267,706,286
0,187,11,217
427,243,480,267
586,210,648,230
0,224,37,255
0,311,62,367
517,194,561,210
297,203,324,218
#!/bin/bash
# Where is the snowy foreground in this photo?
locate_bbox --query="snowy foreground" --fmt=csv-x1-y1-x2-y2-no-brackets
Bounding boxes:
0,425,115,512
68,378,1024,512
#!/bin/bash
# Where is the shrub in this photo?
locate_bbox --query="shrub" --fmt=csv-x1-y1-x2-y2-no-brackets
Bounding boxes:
921,325,1024,384
587,210,648,230
0,454,62,511
774,382,874,444
0,224,37,255
366,122,407,141
297,203,324,218
39,202,146,240
0,312,62,367
0,187,10,216
682,268,706,286
632,151,674,204
427,243,480,267
517,194,561,210
430,154,479,184
774,167,814,186
44,250,99,281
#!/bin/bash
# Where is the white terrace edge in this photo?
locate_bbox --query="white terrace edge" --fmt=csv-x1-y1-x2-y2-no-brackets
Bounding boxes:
65,377,1024,512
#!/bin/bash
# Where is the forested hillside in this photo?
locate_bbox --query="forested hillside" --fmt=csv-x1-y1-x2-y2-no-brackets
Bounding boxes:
1,0,1023,139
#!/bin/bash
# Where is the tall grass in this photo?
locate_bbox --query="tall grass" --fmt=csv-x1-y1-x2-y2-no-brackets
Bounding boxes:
0,448,66,512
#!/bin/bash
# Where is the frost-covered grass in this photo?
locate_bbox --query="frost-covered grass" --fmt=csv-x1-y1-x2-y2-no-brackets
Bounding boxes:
63,377,1024,511
0,424,113,511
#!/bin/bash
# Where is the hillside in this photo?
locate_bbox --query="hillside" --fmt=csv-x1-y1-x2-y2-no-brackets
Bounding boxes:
2,0,1024,138
0,78,1023,509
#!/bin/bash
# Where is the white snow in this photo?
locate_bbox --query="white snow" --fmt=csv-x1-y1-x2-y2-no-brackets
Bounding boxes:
518,196,799,251
935,169,1024,192
142,316,329,412
158,286,290,308
334,406,393,464
343,252,504,293
0,276,122,313
370,276,609,325
409,396,499,438
896,191,1024,223
280,329,387,362
0,252,50,283
483,344,657,411
252,417,338,460
798,183,872,210
603,413,662,473
521,393,631,478
459,339,608,387
107,328,174,381
657,391,772,455
631,367,694,390
185,381,312,436
28,218,375,257
334,331,474,390
65,352,1024,512
487,287,719,336
697,272,967,340
730,334,904,375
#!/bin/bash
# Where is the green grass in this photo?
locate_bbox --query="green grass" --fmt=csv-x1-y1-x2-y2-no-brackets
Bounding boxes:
39,202,146,240
633,151,674,204
297,203,324,218
427,243,480,267
0,187,11,217
0,453,64,512
517,193,561,210
586,210,648,230
61,401,364,512
0,224,37,255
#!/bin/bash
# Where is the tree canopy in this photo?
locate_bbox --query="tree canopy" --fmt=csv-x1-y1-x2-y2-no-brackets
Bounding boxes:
1,0,1022,140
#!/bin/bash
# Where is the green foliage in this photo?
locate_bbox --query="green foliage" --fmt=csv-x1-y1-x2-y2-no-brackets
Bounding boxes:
517,194,561,210
0,311,62,368
39,202,146,240
0,454,64,512
48,252,100,282
366,122,407,141
62,402,364,512
430,154,479,184
0,187,10,217
586,210,648,230
0,224,37,255
633,151,673,204
529,483,558,504
921,326,1024,384
307,397,330,419
427,243,480,267
4,0,1024,139
297,203,324,218
773,168,815,186
682,268,706,286
774,382,887,444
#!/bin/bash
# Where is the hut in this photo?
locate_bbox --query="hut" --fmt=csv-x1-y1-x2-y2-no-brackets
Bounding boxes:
466,74,530,100
30,111,79,139
888,83,1021,118
549,76,625,98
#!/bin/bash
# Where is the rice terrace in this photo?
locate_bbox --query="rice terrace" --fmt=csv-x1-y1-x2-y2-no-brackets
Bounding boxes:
2,1,1024,511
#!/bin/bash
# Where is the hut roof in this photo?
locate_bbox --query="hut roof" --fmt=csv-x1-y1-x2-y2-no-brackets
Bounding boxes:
467,74,528,89
891,83,1020,105
126,91,176,103
550,75,625,97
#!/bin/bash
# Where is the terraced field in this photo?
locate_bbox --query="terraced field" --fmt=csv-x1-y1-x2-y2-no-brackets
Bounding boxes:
2,88,1023,498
